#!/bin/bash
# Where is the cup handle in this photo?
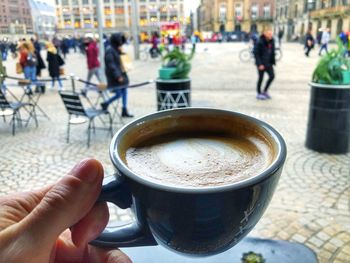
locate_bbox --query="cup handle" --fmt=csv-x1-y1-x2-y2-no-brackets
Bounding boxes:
90,175,157,248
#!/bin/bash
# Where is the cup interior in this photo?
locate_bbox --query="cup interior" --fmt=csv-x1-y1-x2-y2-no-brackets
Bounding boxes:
111,109,284,191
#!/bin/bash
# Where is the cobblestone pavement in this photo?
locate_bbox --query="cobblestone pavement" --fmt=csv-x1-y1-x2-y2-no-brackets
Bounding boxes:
1,43,349,262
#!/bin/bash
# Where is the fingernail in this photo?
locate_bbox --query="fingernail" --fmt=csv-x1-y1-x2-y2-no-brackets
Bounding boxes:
71,159,101,183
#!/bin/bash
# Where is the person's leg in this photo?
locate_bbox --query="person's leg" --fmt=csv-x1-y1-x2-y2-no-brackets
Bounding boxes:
325,44,329,54
257,67,264,95
105,89,121,105
23,66,32,93
58,77,63,88
121,88,127,109
51,78,55,89
24,66,30,80
319,44,326,55
86,69,93,83
120,88,133,117
305,46,311,56
264,66,275,94
93,68,102,83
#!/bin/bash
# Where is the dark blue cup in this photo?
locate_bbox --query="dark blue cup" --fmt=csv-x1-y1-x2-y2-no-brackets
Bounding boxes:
91,108,286,256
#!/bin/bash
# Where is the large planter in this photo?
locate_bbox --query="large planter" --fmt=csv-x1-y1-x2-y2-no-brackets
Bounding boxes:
156,78,191,111
306,82,350,154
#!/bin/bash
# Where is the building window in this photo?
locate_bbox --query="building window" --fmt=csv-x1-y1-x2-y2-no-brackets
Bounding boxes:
294,4,298,17
303,0,307,13
284,6,288,18
331,0,336,6
234,3,242,20
71,0,78,5
219,4,227,22
251,4,258,19
263,4,270,18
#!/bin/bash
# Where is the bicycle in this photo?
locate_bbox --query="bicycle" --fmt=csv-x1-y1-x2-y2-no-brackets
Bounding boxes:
239,45,283,63
139,45,161,61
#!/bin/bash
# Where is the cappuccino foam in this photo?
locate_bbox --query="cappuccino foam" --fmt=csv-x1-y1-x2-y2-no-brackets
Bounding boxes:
125,134,272,187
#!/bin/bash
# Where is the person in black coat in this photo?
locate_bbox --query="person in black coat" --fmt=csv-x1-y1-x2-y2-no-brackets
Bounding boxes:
101,33,133,118
304,29,315,57
46,42,64,90
32,36,46,77
254,29,276,100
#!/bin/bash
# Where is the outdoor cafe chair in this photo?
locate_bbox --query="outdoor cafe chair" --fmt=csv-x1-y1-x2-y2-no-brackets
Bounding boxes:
0,89,38,135
59,91,113,148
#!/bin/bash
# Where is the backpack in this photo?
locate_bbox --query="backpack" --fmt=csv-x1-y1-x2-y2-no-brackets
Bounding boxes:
26,52,37,67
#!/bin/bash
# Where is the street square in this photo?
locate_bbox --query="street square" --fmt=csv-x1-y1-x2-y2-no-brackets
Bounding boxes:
1,42,349,262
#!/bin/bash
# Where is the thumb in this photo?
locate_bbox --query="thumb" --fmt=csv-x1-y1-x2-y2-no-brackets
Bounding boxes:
20,159,104,245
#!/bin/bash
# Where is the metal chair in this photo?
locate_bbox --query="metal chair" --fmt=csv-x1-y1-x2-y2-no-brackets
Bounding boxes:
0,89,38,135
59,91,113,148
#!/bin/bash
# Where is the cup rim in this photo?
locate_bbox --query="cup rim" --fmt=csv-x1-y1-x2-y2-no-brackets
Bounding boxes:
110,108,287,194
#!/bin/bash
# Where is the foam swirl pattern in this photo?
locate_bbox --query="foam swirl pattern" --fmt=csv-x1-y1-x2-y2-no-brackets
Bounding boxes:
126,135,272,187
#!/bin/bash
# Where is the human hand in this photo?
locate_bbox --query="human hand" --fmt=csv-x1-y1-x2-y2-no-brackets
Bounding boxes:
118,76,124,83
258,65,265,71
0,159,131,263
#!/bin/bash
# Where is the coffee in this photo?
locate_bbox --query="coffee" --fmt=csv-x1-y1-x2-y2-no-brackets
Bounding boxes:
125,132,274,188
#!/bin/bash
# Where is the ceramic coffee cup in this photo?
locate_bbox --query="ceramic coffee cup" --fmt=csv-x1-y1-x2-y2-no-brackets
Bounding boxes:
91,108,287,256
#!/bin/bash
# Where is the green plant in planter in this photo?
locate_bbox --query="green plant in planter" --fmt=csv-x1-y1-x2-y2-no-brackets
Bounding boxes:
241,251,266,263
161,46,195,79
312,38,350,85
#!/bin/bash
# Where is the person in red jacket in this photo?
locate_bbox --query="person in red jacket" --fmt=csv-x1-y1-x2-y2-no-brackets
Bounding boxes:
85,36,101,87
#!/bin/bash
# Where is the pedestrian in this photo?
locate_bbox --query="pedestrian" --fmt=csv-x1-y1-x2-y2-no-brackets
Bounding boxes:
339,30,349,56
101,33,133,118
19,41,37,94
191,34,196,50
254,28,276,100
31,36,46,77
84,35,102,91
149,32,160,57
46,42,64,90
316,28,323,45
0,53,6,94
278,28,284,46
0,40,8,61
304,29,315,57
61,37,69,59
103,34,110,50
319,28,330,56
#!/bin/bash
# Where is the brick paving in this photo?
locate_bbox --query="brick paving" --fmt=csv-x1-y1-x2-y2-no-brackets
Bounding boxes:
0,43,349,262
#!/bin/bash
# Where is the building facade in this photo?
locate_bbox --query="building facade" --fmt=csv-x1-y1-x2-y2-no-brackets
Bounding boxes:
0,0,33,34
310,1,350,40
29,0,57,39
274,0,350,41
55,0,185,36
198,0,274,33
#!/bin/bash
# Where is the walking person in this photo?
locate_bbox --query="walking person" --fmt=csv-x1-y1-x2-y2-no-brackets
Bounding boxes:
0,53,6,94
85,35,102,85
319,28,330,56
46,42,64,90
304,29,315,57
149,32,160,57
19,41,37,94
254,28,276,100
101,33,133,118
278,28,284,47
32,35,46,77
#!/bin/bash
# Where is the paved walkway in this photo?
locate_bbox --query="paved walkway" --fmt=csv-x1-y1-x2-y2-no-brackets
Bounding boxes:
0,43,349,263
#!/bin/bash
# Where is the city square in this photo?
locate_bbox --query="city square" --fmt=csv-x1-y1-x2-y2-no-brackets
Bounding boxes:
1,42,350,262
